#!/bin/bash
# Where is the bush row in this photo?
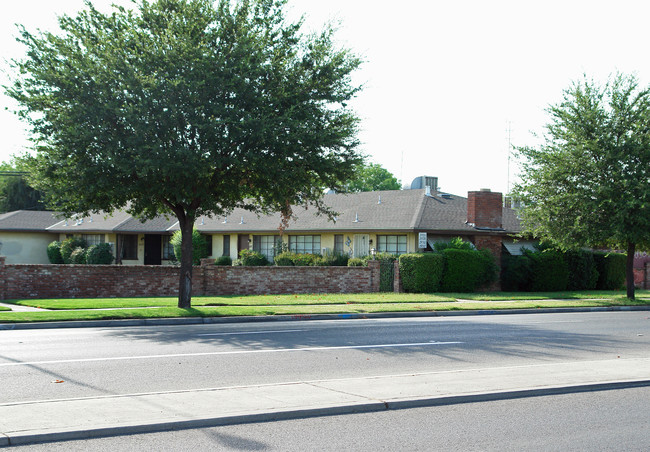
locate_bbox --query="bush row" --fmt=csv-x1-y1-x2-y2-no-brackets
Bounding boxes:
399,245,498,293
502,249,625,292
48,239,114,265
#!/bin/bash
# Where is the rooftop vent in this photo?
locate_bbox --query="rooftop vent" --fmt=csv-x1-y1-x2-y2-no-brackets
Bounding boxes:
410,175,438,192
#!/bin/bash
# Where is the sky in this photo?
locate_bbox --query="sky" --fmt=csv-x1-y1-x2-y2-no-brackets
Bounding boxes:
1,0,650,196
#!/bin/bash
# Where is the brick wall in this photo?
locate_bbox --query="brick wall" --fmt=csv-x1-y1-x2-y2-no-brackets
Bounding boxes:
0,258,380,300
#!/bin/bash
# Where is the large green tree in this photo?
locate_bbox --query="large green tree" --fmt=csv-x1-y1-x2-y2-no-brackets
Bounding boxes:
6,0,362,307
0,162,45,212
513,74,650,299
347,162,400,192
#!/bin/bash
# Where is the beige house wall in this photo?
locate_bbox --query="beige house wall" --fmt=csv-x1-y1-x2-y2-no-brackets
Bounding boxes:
205,231,419,260
0,231,58,264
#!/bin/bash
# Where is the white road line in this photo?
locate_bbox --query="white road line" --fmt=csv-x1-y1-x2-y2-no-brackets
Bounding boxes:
0,341,464,367
197,329,305,336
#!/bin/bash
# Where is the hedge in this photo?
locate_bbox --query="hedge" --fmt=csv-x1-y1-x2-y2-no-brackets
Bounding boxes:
440,249,485,292
47,241,64,264
593,252,626,290
399,253,443,293
528,249,569,291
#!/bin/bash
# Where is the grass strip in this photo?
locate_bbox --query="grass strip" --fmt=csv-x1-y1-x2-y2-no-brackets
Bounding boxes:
0,298,648,323
5,290,648,310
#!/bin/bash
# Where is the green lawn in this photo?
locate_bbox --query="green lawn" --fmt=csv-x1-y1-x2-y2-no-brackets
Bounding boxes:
0,290,648,323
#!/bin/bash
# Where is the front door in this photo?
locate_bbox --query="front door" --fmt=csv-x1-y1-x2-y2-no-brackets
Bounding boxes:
144,234,162,265
353,234,369,258
237,234,249,258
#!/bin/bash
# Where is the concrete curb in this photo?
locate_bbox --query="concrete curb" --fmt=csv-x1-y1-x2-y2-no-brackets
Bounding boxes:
4,379,650,446
1,305,649,330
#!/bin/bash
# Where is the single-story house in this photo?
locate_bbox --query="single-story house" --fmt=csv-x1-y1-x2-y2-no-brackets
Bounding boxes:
0,186,524,265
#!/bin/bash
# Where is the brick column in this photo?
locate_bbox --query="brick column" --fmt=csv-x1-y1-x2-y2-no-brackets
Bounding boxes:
393,260,403,293
0,256,5,300
367,260,381,292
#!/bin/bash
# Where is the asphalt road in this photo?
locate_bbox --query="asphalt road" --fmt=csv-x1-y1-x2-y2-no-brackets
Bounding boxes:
1,311,649,404
9,386,650,451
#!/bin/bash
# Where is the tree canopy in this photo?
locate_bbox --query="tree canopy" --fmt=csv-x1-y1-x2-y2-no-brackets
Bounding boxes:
0,161,45,212
513,74,650,299
6,0,363,307
347,162,400,192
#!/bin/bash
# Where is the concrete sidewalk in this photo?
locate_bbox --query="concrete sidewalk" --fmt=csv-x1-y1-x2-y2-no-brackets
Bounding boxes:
2,357,650,446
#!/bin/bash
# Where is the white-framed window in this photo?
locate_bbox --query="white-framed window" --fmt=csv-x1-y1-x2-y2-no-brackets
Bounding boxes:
253,235,279,260
376,235,407,255
82,234,104,246
289,235,321,254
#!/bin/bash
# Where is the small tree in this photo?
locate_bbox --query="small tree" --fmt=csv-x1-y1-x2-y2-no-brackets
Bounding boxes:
514,74,650,299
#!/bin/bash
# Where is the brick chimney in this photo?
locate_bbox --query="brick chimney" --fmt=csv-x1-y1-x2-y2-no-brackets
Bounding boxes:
467,189,502,229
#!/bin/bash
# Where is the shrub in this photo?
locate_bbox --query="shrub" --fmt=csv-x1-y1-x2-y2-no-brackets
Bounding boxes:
564,250,598,290
292,253,320,266
170,228,208,265
47,241,64,264
274,252,294,266
312,251,349,267
477,249,498,287
85,243,114,264
60,237,87,264
441,248,484,292
347,257,366,267
501,254,533,291
528,249,569,291
433,236,475,253
239,249,268,266
399,253,444,293
69,247,87,264
214,256,232,266
593,252,626,290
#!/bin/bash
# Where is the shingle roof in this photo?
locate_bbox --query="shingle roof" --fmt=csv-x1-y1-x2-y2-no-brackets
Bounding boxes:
0,190,522,235
0,211,61,231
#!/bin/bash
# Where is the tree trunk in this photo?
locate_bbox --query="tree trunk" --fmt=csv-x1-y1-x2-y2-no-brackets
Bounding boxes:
626,241,636,300
178,216,195,309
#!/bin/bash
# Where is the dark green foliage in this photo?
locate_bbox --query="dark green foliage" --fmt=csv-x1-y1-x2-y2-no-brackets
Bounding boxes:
593,252,626,290
46,241,63,264
85,243,114,265
477,249,499,287
69,247,87,264
564,250,598,290
289,253,319,267
513,74,650,298
0,175,45,212
171,229,208,265
440,249,485,292
274,252,294,266
60,237,87,264
347,257,366,267
347,162,401,192
528,249,569,291
214,256,232,266
8,0,363,308
239,250,268,266
312,252,349,266
433,237,474,253
501,254,533,291
399,253,444,293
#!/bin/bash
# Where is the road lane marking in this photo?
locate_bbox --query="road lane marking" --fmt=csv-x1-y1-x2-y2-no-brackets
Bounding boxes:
0,341,464,367
197,329,305,336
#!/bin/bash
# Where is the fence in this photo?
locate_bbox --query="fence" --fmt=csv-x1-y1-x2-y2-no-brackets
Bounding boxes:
0,257,381,300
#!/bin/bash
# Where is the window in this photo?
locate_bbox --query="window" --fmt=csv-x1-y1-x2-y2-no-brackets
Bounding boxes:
253,235,279,260
289,235,321,254
162,235,174,260
203,234,213,257
82,234,104,246
334,234,344,255
119,234,138,260
376,235,407,255
223,235,230,257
